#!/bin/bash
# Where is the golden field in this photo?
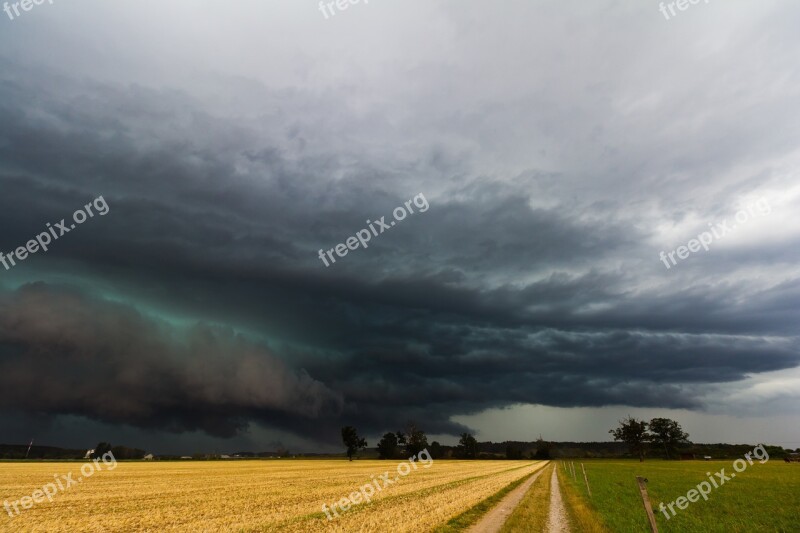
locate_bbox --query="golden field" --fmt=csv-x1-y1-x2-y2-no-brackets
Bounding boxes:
0,459,547,532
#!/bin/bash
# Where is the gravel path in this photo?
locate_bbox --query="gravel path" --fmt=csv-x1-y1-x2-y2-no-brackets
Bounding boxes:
546,465,570,532
465,462,549,533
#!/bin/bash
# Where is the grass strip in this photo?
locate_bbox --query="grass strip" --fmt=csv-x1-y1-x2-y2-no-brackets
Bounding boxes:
557,462,610,533
499,463,552,532
432,462,546,532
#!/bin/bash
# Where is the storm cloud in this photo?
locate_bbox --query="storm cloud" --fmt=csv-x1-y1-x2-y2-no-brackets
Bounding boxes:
0,283,343,437
0,0,799,450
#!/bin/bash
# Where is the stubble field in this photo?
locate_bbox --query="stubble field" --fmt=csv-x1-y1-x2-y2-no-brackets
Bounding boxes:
0,459,547,532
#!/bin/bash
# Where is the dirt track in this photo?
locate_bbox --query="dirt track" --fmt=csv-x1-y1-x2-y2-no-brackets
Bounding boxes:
546,466,570,532
466,462,549,533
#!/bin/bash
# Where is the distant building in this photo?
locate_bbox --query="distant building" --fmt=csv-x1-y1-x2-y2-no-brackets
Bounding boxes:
143,454,154,460
84,449,94,459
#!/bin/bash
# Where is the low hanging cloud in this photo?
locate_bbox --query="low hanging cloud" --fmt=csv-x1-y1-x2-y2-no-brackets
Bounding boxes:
0,283,343,438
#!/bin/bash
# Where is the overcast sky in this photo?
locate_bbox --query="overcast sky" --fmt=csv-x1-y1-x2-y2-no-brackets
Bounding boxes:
1,1,799,454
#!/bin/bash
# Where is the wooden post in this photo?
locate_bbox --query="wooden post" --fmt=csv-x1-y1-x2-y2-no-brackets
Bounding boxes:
636,476,659,533
571,462,576,480
581,463,591,498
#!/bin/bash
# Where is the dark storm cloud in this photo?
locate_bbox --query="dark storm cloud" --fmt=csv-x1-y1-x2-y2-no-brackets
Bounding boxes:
0,283,343,438
0,60,800,448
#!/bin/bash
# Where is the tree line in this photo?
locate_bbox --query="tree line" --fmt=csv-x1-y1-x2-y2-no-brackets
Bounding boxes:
91,442,148,460
341,425,553,460
341,417,698,461
608,416,690,461
341,424,431,461
341,416,793,462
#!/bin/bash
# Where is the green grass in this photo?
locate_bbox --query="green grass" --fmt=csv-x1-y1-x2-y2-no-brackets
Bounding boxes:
558,463,609,532
560,459,800,532
433,463,543,532
499,463,552,532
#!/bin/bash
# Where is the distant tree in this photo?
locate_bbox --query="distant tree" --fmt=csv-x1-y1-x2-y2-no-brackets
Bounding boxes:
377,432,399,459
505,443,523,460
458,433,478,459
341,426,367,461
110,445,146,460
609,417,649,462
534,437,552,460
429,441,443,459
91,442,112,459
648,418,690,459
405,424,428,458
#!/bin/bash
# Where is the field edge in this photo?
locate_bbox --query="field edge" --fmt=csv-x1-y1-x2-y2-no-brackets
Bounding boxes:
431,461,548,533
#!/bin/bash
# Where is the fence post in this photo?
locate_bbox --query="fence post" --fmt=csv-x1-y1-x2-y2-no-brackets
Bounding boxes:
635,476,659,533
581,463,592,498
